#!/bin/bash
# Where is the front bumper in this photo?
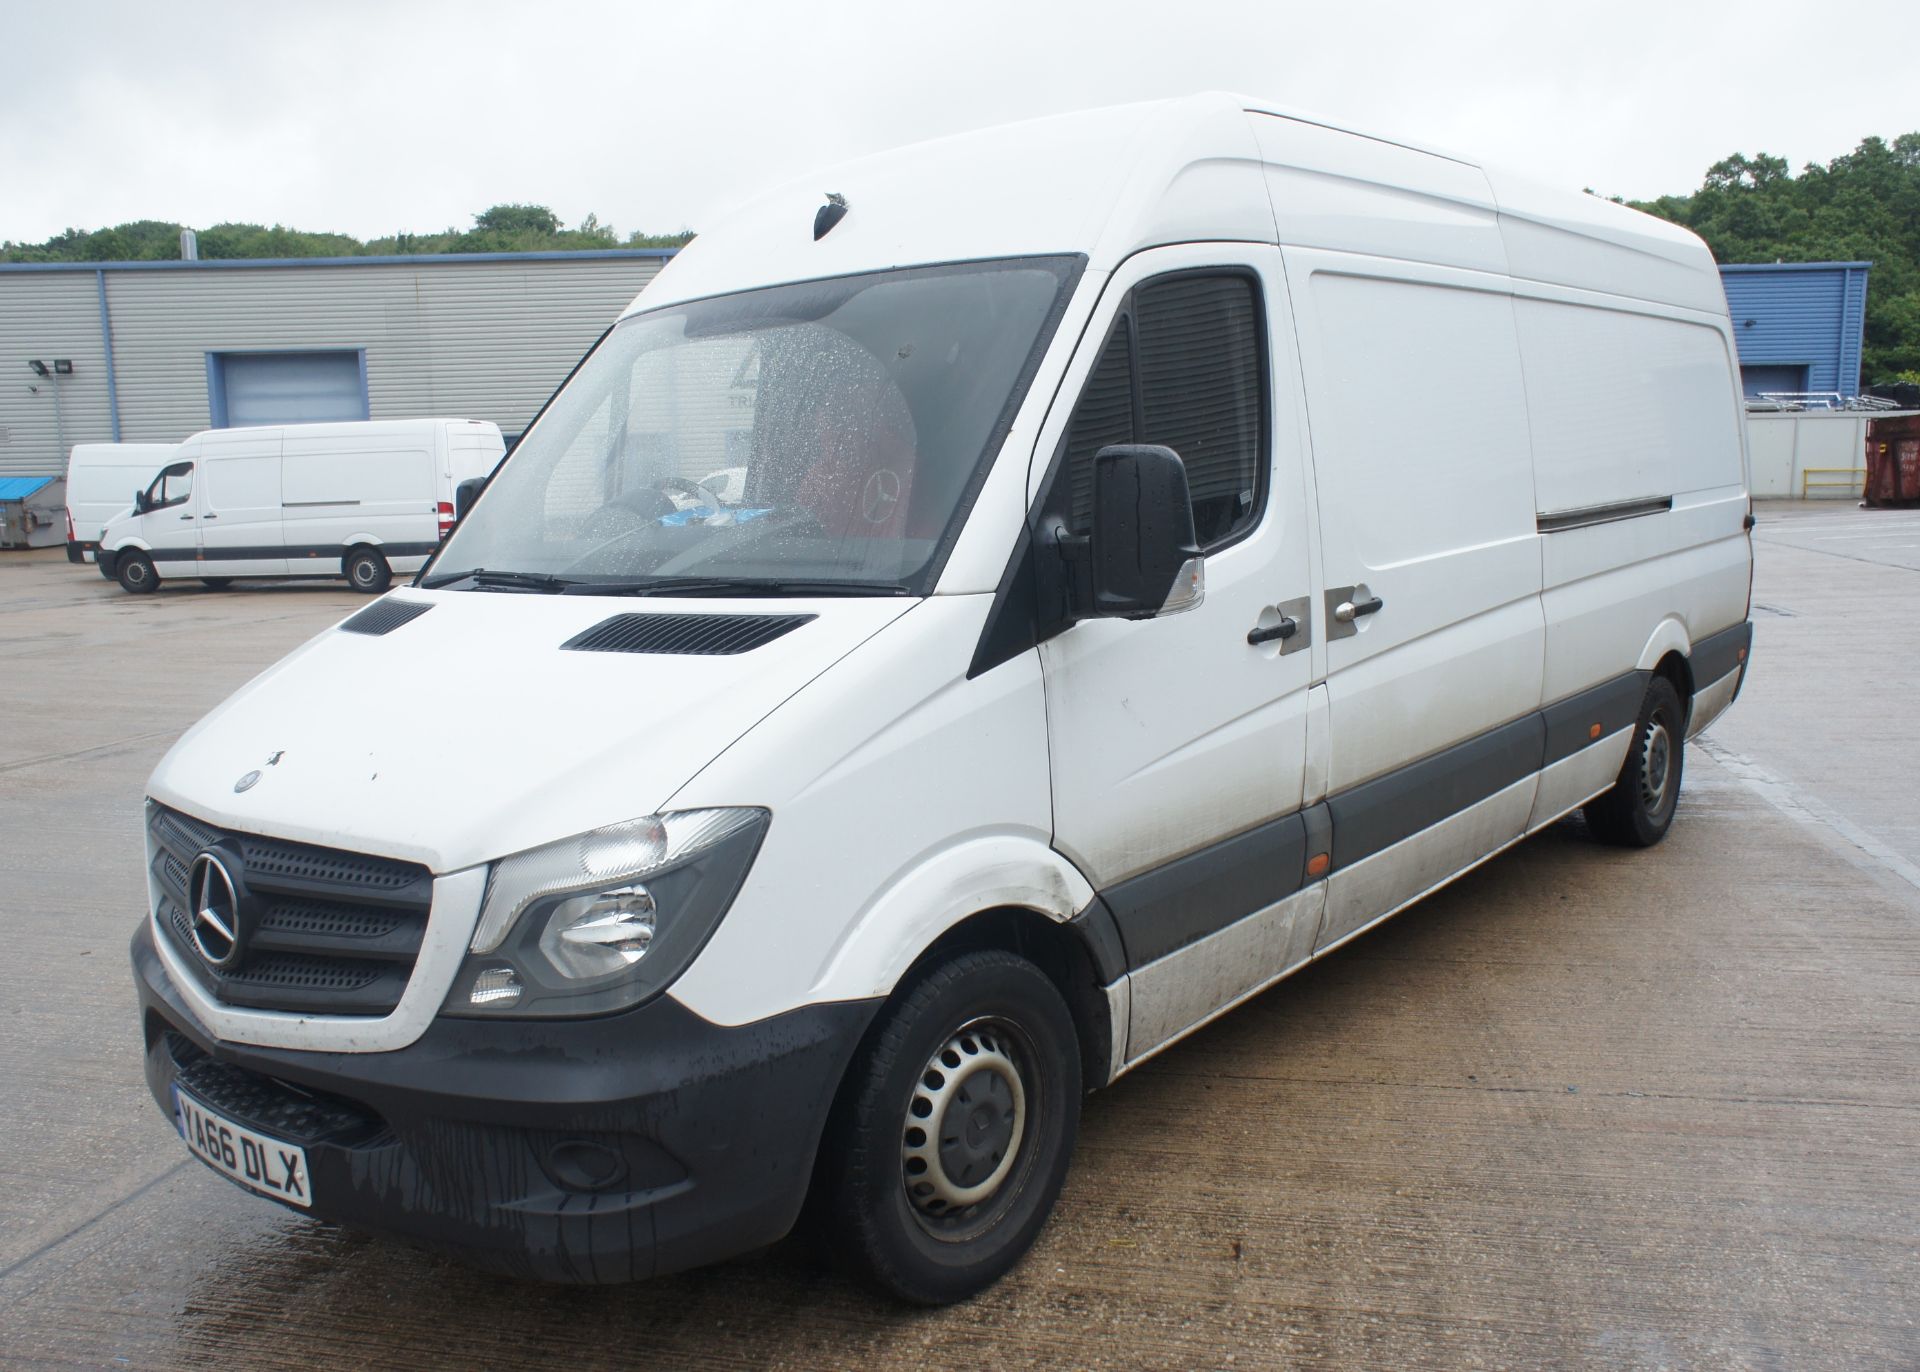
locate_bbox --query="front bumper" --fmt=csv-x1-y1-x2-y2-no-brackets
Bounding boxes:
133,922,879,1283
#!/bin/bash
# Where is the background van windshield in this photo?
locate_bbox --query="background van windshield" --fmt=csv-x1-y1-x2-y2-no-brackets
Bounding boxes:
433,257,1077,594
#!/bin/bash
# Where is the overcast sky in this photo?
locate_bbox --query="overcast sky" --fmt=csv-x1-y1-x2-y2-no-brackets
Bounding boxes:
3,0,1912,246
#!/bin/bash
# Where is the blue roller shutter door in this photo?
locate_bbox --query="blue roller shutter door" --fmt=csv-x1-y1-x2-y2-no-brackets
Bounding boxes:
217,351,367,427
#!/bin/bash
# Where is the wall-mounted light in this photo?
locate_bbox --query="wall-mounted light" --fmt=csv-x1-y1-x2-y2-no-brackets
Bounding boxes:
53,359,72,375
27,360,48,377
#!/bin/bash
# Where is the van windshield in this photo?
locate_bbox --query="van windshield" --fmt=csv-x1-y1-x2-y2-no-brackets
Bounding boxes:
428,256,1079,596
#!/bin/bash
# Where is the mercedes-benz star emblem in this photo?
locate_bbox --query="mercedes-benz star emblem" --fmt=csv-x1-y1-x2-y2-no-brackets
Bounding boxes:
188,852,243,969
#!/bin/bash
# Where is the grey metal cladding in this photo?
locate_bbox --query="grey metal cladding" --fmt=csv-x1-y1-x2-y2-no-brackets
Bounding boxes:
1541,671,1650,765
1103,811,1307,968
1327,714,1546,870
1691,620,1753,686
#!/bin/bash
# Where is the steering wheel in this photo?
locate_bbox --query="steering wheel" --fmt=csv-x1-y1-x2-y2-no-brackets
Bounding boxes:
579,478,726,540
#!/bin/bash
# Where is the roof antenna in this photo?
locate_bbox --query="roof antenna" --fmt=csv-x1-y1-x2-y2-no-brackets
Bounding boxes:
813,192,849,240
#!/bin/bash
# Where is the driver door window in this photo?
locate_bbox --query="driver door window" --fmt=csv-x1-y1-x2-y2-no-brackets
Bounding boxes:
147,462,193,511
1050,272,1265,549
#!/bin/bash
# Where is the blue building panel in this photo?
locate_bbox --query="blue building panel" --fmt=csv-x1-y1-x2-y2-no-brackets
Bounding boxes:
1720,261,1870,398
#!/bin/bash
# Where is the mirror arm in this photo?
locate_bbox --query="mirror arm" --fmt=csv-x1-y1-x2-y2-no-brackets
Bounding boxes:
1041,516,1093,623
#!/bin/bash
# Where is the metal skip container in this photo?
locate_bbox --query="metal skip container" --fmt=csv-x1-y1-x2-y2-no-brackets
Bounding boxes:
1864,414,1920,508
0,475,67,549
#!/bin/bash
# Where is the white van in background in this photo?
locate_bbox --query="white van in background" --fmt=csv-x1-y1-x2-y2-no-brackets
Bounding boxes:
65,442,180,563
99,418,504,593
130,95,1752,1303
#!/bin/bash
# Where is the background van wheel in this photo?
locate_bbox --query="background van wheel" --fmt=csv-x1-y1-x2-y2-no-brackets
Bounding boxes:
116,550,158,595
820,949,1080,1305
1585,675,1686,847
345,548,391,594
199,578,232,590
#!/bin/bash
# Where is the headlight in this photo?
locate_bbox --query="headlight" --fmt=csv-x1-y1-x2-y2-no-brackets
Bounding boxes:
443,808,768,1018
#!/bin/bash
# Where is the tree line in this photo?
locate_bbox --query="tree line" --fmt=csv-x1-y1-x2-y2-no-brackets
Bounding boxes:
8,143,1918,383
0,203,692,263
1629,133,1919,383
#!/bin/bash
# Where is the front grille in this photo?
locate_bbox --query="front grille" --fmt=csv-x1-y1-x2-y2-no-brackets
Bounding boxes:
149,802,433,1017
165,1031,386,1146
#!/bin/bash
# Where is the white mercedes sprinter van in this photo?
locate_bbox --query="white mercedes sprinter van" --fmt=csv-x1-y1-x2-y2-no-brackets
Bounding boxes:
64,441,180,563
99,418,504,593
131,95,1753,1303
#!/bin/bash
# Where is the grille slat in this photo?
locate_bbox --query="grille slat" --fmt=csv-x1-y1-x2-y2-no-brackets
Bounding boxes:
165,1032,385,1145
148,803,431,1017
562,612,815,656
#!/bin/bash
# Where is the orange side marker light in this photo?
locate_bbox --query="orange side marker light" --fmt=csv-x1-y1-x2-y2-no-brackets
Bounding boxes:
1306,852,1330,878
1588,723,1603,740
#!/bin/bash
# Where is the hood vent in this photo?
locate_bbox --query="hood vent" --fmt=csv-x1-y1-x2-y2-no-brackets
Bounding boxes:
339,599,434,636
563,612,815,656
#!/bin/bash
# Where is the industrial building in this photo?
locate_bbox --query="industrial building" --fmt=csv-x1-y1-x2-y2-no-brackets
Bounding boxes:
0,248,674,478
1719,260,1871,400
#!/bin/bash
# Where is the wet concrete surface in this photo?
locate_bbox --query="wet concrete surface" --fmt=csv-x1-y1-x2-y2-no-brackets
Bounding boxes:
1,518,1915,1370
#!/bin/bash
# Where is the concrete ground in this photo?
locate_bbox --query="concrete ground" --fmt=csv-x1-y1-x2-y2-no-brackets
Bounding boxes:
0,505,1915,1370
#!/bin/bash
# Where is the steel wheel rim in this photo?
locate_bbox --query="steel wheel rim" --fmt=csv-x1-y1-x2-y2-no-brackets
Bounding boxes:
1639,717,1675,817
901,1015,1035,1241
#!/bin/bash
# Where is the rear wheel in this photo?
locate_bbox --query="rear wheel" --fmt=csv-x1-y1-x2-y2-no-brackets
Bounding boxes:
821,949,1080,1305
345,547,391,594
116,550,158,595
1584,675,1686,847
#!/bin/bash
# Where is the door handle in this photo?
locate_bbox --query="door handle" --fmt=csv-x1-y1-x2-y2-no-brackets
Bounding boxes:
1333,595,1384,623
1247,618,1297,646
202,513,218,520
179,514,194,520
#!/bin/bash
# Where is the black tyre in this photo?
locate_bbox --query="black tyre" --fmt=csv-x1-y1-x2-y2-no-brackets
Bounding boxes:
116,550,158,595
821,949,1081,1305
1584,675,1686,847
200,578,233,590
345,547,391,594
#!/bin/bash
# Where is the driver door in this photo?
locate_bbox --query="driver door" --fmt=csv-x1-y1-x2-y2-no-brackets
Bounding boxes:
136,459,200,573
1033,244,1321,1055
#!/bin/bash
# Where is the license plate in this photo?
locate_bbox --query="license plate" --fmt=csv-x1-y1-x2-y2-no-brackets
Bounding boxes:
172,1086,312,1209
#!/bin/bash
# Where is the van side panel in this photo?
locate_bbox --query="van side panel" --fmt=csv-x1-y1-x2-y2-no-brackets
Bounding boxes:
1249,114,1506,276
1519,293,1752,715
1289,260,1546,790
1485,166,1729,316
283,433,439,572
1289,257,1546,953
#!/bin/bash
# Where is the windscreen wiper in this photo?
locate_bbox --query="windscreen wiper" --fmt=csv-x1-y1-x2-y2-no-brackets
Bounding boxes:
419,568,579,592
559,576,911,598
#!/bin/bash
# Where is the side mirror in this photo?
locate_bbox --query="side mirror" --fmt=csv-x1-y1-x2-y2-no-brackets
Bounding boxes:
454,476,488,521
1089,444,1204,619
133,488,150,514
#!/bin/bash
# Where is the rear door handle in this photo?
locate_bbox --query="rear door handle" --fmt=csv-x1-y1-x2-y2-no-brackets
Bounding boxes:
1333,595,1384,623
201,513,218,520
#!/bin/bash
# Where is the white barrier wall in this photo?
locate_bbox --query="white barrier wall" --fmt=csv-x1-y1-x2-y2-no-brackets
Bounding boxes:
1745,411,1880,498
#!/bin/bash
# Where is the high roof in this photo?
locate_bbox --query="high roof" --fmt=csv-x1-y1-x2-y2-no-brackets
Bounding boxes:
627,92,1722,319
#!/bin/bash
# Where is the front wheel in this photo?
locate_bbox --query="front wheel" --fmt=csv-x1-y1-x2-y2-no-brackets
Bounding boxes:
116,550,158,595
345,548,391,594
1584,675,1686,847
820,949,1081,1305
